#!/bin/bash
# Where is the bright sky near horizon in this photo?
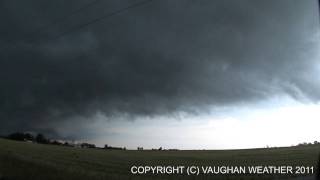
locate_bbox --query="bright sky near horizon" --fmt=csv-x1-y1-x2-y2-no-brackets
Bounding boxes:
76,95,320,149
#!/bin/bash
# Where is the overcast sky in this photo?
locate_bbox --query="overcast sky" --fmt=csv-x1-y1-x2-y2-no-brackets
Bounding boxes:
1,0,320,149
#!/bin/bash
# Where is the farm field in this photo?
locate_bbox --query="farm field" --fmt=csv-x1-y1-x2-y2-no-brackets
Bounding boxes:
0,138,319,180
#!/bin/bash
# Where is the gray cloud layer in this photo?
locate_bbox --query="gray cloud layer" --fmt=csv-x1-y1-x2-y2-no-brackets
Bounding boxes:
0,0,319,136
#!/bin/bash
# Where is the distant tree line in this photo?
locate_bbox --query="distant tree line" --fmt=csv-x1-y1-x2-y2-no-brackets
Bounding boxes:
265,141,320,149
297,141,320,146
4,132,126,150
104,144,126,150
7,132,49,144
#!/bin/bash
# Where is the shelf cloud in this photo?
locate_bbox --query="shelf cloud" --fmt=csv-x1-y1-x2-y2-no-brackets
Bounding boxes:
0,0,319,138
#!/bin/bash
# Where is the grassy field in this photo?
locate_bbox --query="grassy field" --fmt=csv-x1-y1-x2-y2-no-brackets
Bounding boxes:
0,138,319,180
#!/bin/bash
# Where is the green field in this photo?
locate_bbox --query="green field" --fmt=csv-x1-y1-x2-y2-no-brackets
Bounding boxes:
0,138,319,180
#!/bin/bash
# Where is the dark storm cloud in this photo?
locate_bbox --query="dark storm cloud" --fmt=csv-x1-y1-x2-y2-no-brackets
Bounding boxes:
0,0,319,136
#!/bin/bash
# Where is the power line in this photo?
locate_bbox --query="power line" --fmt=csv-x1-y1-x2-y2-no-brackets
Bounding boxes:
47,0,155,42
27,0,102,40
4,0,155,50
318,0,320,24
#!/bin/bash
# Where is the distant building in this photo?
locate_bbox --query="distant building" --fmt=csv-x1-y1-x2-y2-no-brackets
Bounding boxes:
81,143,96,148
104,144,126,150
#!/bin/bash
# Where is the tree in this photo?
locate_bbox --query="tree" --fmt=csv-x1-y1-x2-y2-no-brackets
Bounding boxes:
36,133,48,144
24,133,34,141
7,132,34,141
7,132,25,141
81,143,95,148
51,140,62,145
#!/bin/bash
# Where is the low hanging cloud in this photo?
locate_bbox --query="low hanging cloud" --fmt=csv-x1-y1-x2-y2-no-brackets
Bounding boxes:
0,0,319,136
